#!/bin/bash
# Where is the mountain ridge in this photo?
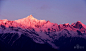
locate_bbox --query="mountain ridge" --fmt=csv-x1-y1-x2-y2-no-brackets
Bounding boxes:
0,15,86,51
0,15,86,29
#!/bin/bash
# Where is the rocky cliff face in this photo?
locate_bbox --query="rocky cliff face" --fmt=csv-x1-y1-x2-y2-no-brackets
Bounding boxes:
0,15,86,51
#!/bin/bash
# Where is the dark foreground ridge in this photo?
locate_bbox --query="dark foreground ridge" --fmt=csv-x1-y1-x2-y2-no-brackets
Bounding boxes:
0,34,58,51
0,33,86,51
54,36,86,51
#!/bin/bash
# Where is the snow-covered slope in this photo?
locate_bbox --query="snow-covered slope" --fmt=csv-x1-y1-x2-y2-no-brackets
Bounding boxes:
15,15,46,28
0,15,86,51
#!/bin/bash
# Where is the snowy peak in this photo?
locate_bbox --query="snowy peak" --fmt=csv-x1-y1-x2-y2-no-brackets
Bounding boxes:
0,15,86,31
26,15,33,18
15,15,38,23
72,21,86,29
76,21,83,25
15,15,47,28
0,16,86,51
25,15,38,21
0,19,8,24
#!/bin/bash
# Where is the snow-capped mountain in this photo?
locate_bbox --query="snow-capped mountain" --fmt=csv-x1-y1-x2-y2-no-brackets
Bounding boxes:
15,15,46,28
0,15,86,51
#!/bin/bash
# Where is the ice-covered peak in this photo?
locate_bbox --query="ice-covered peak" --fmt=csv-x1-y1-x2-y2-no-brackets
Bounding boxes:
25,15,38,21
76,21,85,27
77,21,81,22
43,21,54,28
71,21,86,29
76,21,83,25
3,19,8,23
15,15,38,23
65,23,69,25
14,15,47,28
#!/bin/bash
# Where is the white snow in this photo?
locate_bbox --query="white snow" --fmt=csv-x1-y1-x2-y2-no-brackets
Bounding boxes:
0,15,86,50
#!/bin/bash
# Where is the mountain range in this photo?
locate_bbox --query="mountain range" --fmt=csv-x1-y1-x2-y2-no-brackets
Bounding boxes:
0,15,86,51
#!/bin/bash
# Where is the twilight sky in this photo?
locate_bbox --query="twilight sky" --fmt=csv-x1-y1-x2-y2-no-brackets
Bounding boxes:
0,0,86,24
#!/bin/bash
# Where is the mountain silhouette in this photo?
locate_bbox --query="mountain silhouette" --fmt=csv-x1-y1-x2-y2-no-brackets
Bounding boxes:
0,15,86,51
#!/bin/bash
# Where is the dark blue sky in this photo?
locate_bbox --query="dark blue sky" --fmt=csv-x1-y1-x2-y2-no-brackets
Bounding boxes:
0,0,86,24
